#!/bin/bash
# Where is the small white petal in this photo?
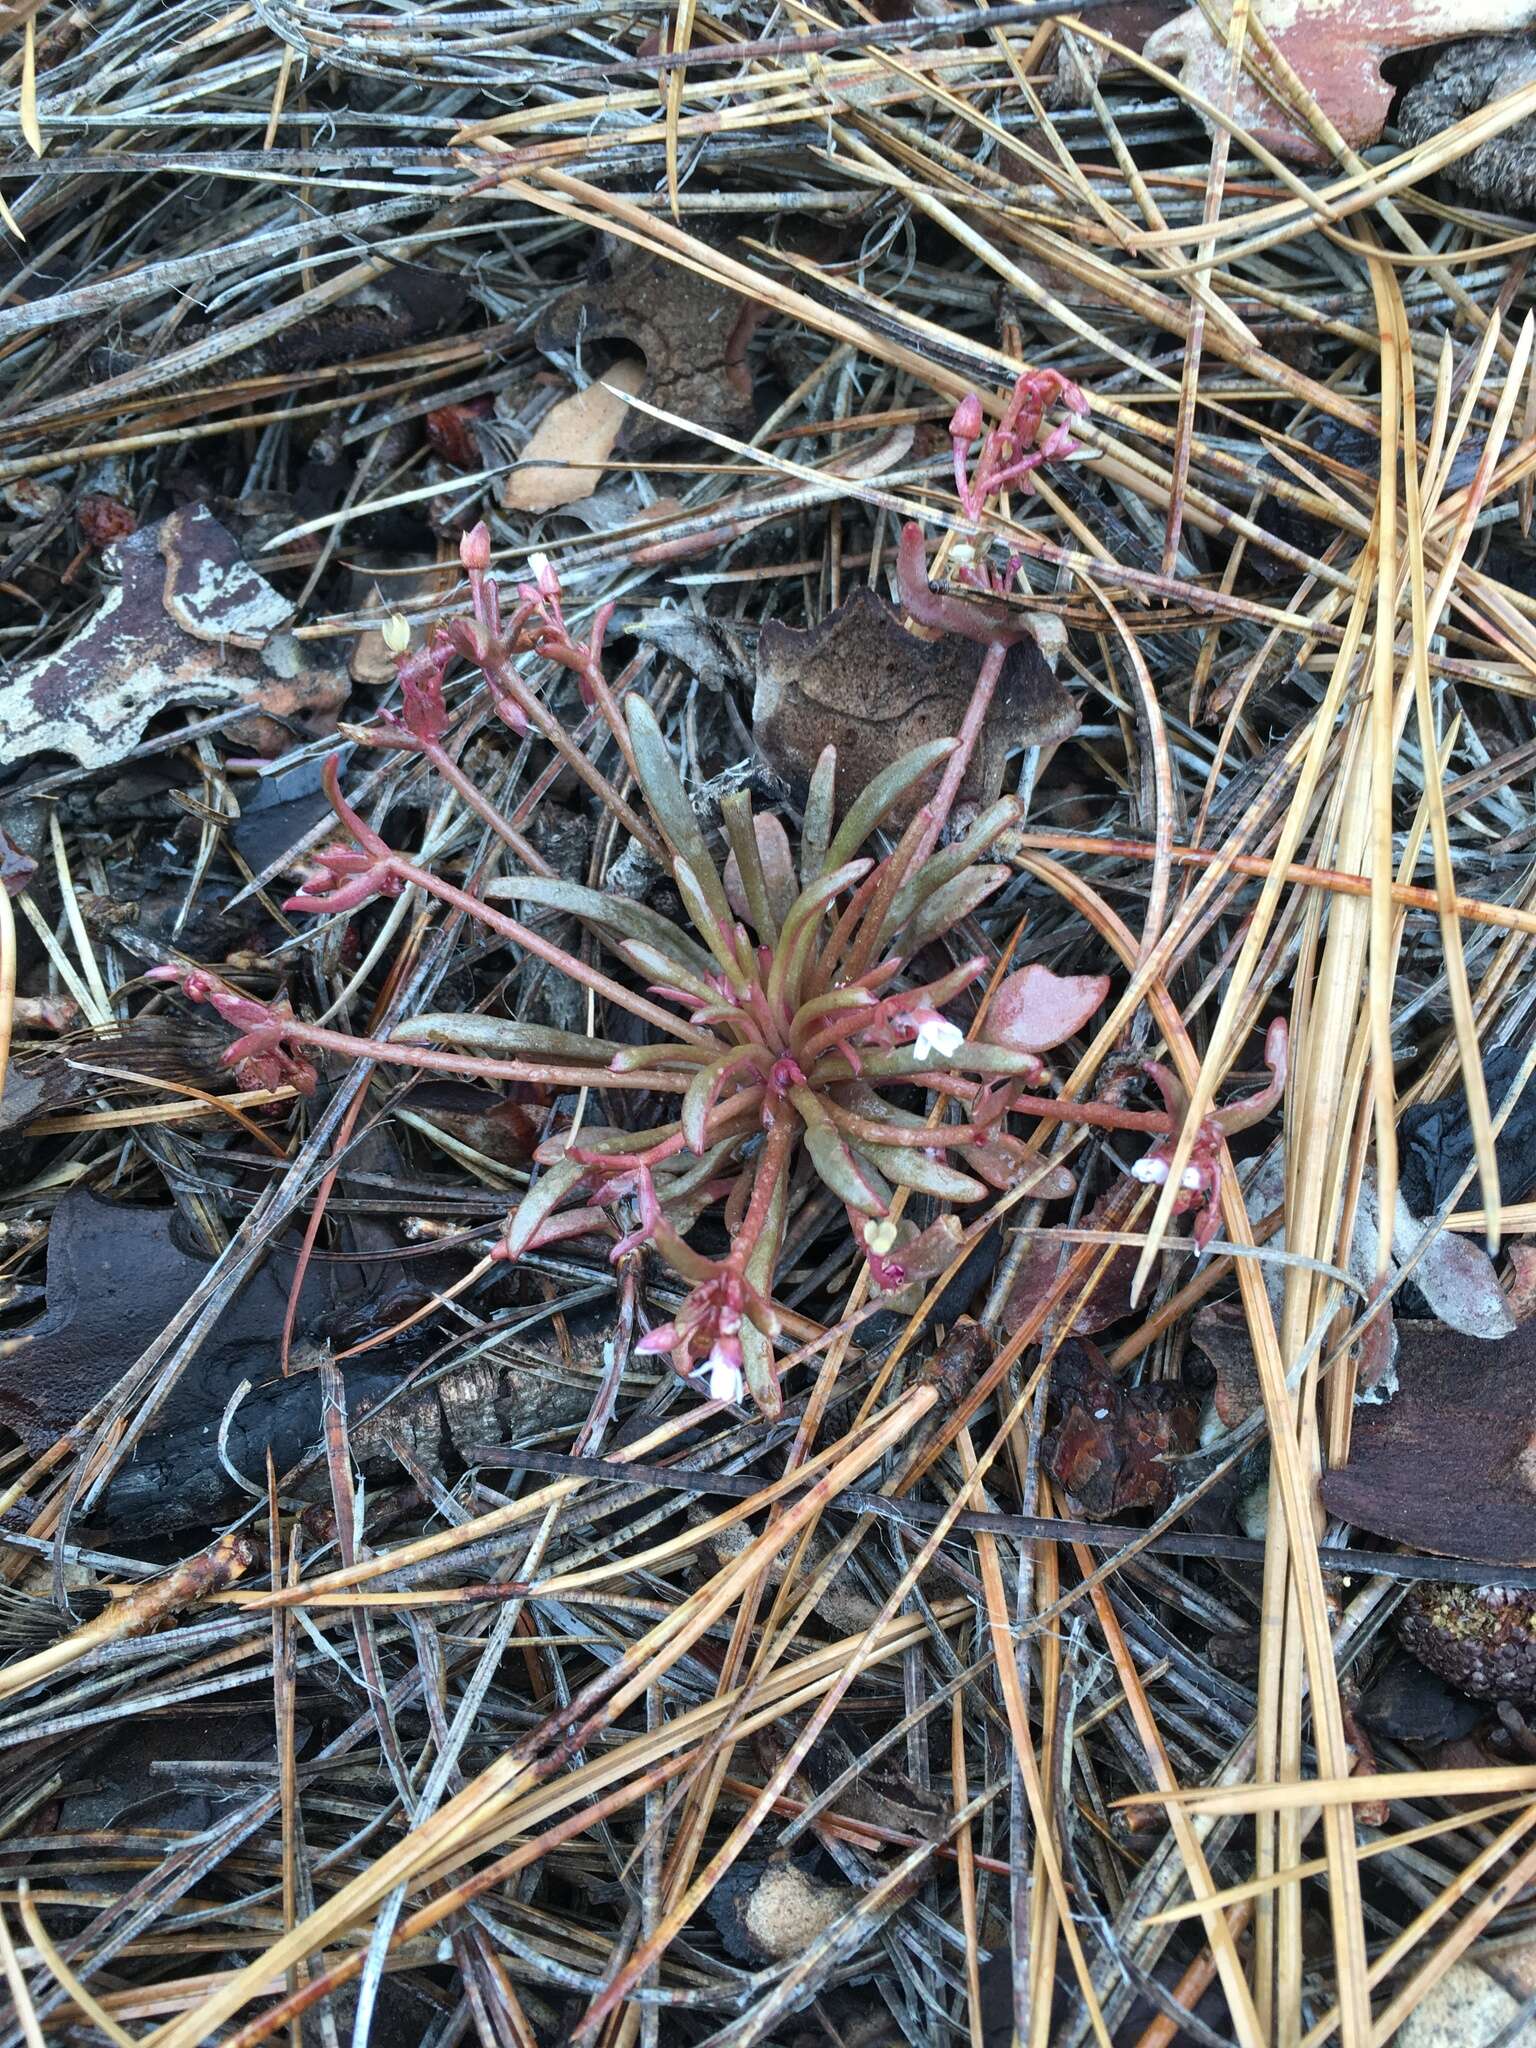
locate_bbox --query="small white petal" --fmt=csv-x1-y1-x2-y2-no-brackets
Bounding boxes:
706,1354,744,1404
1180,1166,1204,1192
1131,1155,1169,1184
528,551,552,581
914,1017,965,1061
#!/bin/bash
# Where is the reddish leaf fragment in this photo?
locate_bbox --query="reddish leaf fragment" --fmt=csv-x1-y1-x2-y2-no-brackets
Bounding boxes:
1146,0,1536,167
984,963,1109,1054
425,398,492,470
1002,1194,1138,1339
76,492,136,549
1044,1341,1198,1518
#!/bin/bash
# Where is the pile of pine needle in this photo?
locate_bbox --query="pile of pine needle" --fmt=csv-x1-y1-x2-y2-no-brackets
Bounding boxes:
5,3,1536,2043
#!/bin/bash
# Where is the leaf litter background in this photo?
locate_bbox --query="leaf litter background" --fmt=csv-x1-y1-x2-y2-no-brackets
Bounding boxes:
10,3,1536,2044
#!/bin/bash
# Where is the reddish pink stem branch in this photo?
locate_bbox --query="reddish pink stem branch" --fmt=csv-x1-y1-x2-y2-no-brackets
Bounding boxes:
382,850,715,1048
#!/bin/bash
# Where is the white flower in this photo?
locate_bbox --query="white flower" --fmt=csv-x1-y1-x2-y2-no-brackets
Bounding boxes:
1131,1154,1170,1185
911,1014,965,1062
701,1346,744,1405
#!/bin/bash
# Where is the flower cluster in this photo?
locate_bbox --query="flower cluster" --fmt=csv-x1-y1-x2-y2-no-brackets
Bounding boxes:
1129,1017,1289,1250
947,369,1086,521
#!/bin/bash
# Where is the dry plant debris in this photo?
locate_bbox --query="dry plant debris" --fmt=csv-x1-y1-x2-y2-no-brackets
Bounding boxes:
10,4,1536,2046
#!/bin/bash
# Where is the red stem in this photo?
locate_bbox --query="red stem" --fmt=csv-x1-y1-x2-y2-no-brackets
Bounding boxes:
420,741,554,876
477,646,662,862
911,637,1009,866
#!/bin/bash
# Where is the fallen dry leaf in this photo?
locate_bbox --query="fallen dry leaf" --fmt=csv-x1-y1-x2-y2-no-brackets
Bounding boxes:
1,504,346,767
1044,1340,1198,1517
0,1190,395,1517
349,556,453,685
1001,1188,1141,1340
503,357,646,512
1319,1319,1536,1563
425,397,492,470
1191,1299,1266,1430
754,585,1078,822
1145,1,1536,166
536,231,761,454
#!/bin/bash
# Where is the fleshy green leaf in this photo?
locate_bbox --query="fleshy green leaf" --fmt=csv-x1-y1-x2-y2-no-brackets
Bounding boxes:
681,1050,752,1153
901,863,1008,951
674,857,745,979
721,795,796,941
489,875,717,979
791,1087,890,1214
800,745,836,890
607,1043,717,1071
626,697,733,928
504,1156,588,1261
835,1042,1046,1081
859,1142,987,1201
768,858,871,1019
389,1015,622,1062
882,798,1020,942
651,1215,719,1284
821,739,954,876
612,939,723,1007
740,1315,781,1419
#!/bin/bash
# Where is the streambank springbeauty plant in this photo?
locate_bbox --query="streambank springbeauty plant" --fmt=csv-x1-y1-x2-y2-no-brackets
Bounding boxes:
159,374,1285,1415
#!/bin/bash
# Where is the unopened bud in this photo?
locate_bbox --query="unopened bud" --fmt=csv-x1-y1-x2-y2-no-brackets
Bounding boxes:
381,612,411,654
459,522,492,574
949,392,984,444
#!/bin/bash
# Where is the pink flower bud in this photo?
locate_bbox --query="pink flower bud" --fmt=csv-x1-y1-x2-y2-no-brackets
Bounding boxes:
459,522,492,574
949,392,984,444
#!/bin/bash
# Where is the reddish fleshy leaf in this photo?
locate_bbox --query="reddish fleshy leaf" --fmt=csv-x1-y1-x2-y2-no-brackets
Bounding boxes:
984,964,1109,1054
1145,1,1536,167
